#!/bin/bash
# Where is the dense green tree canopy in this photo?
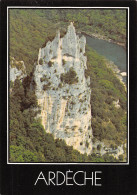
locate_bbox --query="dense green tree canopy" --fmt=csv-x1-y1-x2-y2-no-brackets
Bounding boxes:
10,9,126,74
9,9,127,162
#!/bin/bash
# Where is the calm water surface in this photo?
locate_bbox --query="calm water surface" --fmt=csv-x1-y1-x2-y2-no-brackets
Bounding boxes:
85,35,127,82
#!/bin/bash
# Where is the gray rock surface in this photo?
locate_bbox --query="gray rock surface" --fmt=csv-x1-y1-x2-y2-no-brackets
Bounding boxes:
34,22,92,154
10,57,26,82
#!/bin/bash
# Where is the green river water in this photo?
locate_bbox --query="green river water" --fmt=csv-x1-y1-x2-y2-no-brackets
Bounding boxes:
86,35,127,83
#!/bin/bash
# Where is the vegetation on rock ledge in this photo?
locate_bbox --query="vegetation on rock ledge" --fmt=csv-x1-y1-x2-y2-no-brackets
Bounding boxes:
60,68,78,85
9,9,127,162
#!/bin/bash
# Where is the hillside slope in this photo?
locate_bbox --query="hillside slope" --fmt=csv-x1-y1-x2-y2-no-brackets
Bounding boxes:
9,9,127,162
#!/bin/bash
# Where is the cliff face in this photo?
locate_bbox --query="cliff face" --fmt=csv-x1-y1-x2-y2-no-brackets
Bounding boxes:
10,57,26,82
34,23,92,154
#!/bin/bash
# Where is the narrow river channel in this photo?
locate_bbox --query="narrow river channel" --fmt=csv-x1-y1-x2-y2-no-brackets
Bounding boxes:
85,35,127,83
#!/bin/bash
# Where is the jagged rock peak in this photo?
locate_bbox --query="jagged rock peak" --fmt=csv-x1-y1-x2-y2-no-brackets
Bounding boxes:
38,22,86,65
34,23,92,155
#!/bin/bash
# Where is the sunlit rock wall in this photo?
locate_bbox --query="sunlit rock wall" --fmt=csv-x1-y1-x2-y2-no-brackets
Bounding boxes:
34,23,92,154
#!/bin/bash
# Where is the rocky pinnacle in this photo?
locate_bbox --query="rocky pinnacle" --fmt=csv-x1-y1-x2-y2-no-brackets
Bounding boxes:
34,22,92,154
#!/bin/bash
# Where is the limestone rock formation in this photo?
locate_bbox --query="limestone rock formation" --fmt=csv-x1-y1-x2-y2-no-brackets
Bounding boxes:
34,22,92,154
10,57,26,82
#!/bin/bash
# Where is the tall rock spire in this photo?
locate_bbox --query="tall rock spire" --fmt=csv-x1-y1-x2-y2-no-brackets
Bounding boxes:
34,23,92,154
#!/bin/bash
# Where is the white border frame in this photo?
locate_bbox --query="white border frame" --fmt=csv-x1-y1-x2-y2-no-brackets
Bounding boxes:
7,6,129,165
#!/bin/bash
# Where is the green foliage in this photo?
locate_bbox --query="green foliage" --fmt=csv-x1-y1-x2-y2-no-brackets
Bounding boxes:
60,28,67,38
58,9,126,44
85,69,89,78
97,144,101,151
85,46,127,145
110,144,117,150
10,81,14,88
58,83,63,88
10,57,25,72
9,78,118,163
10,145,38,162
10,78,114,163
39,58,43,65
102,153,118,162
9,9,126,162
9,9,126,74
62,59,66,66
48,61,54,67
43,82,51,91
85,141,89,148
40,75,48,82
42,35,56,48
118,154,124,161
60,67,78,85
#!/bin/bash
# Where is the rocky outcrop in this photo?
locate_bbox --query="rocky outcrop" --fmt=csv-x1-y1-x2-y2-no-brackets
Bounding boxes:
10,57,26,82
34,22,92,154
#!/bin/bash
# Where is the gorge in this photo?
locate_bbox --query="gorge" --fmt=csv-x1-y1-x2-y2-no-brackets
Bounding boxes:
9,11,127,162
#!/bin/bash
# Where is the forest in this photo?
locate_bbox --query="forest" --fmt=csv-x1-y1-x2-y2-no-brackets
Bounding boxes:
10,9,126,74
9,9,127,162
10,78,119,162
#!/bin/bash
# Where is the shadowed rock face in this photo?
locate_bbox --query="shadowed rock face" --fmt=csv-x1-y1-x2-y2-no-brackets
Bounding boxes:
34,22,93,154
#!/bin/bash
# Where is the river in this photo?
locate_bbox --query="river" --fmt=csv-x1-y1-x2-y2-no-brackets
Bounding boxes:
85,35,127,83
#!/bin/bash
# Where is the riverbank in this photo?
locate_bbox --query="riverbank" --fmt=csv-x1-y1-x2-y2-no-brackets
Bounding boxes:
82,31,127,90
105,59,127,91
80,31,126,49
